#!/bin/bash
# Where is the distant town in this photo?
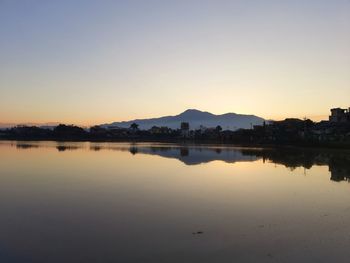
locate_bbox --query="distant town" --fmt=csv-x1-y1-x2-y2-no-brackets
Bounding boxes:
1,107,350,148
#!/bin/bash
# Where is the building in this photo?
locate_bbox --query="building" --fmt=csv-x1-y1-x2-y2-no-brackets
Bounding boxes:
180,122,190,137
329,108,350,123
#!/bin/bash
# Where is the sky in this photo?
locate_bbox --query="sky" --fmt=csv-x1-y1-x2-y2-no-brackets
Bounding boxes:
0,0,349,126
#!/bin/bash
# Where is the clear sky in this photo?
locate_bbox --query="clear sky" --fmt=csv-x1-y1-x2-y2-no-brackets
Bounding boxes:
1,0,349,125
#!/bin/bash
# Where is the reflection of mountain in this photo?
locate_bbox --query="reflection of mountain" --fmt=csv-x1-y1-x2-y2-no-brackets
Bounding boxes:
133,146,259,165
128,146,350,181
11,141,350,182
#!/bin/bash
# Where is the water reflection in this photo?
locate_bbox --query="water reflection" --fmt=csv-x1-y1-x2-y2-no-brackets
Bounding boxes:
5,141,350,182
243,148,350,182
56,145,79,152
1,141,350,262
132,146,350,182
16,143,39,149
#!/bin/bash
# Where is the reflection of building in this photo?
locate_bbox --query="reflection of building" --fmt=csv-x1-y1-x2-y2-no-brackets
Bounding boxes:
329,157,350,182
329,166,350,182
329,108,350,123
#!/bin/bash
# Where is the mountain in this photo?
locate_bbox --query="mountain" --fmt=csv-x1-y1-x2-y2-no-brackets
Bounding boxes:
102,109,265,130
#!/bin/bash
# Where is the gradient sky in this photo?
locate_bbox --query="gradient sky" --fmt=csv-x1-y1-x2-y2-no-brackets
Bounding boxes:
1,0,349,125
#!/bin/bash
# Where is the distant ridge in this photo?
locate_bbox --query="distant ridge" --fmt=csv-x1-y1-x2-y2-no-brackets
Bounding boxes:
0,122,60,129
102,109,265,130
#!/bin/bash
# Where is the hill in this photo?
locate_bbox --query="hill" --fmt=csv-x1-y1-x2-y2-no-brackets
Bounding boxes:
102,109,265,130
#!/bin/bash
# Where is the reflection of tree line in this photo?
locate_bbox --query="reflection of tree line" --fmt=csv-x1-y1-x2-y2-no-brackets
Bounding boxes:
16,143,39,149
131,147,350,181
15,142,80,152
241,148,350,182
56,145,79,152
13,142,350,182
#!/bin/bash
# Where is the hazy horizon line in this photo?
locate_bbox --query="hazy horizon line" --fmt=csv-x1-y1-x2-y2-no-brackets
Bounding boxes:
0,108,330,128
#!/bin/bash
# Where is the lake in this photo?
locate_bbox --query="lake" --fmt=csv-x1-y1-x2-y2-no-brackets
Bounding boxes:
1,141,350,263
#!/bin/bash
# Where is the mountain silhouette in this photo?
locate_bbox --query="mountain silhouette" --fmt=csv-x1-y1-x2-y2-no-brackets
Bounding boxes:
102,109,265,130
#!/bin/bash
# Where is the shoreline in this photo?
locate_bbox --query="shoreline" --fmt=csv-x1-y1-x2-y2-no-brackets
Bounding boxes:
2,138,350,151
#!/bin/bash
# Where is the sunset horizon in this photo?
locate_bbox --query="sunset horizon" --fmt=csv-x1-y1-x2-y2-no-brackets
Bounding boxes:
0,107,339,127
1,1,349,126
1,1,349,262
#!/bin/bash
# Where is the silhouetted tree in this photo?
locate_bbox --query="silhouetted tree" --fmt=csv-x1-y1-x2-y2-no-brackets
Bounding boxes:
216,125,222,132
130,123,139,131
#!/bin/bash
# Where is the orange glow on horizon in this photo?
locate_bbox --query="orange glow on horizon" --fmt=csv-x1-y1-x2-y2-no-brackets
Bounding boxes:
1,112,330,127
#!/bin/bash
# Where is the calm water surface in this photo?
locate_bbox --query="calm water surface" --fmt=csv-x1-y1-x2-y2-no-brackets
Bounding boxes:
1,141,350,263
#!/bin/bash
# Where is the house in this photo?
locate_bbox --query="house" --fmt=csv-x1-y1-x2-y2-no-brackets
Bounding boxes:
329,108,350,123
